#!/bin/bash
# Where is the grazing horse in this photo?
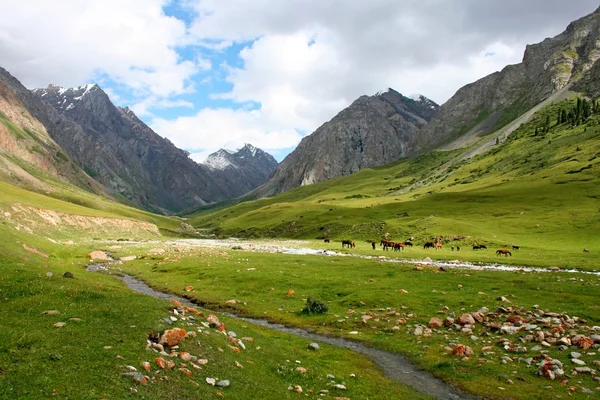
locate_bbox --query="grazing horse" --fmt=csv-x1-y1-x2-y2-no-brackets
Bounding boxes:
324,239,330,243
372,242,376,250
496,249,512,257
381,239,393,251
435,243,443,250
473,244,487,250
512,245,520,250
342,240,353,248
393,242,405,252
404,241,413,247
423,241,435,249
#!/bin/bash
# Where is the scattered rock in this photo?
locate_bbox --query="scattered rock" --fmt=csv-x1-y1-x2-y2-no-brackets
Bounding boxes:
308,343,320,351
159,328,187,347
120,256,136,262
216,380,230,387
88,250,109,260
53,322,66,328
42,310,60,315
206,377,216,386
121,371,148,385
429,317,443,328
63,272,74,279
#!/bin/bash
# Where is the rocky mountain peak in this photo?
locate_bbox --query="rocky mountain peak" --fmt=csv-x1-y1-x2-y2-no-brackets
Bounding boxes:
33,83,101,112
252,87,438,197
203,144,277,171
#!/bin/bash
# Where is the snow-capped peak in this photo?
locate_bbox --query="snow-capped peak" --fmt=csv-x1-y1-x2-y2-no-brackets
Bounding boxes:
204,149,236,170
409,94,439,110
243,143,258,157
33,83,100,111
375,88,391,96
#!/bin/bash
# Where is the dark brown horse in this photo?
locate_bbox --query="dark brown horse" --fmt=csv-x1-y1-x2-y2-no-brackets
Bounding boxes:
512,245,520,250
324,239,330,243
423,241,435,249
342,240,354,248
496,249,512,257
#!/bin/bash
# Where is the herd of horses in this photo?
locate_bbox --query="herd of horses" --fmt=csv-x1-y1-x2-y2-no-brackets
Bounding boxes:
326,238,519,256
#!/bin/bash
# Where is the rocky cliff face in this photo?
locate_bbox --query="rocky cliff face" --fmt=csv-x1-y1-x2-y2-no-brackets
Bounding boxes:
410,6,600,155
25,83,276,213
0,68,114,197
203,144,278,195
254,89,439,197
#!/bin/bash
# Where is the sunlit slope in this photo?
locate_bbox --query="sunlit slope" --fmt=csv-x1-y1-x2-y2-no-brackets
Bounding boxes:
0,180,183,237
190,98,600,251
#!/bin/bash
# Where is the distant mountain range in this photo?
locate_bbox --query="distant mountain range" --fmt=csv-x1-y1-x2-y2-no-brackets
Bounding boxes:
2,7,600,214
0,68,277,214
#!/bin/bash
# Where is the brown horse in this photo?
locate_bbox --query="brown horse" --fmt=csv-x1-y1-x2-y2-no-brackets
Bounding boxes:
423,241,435,249
393,242,405,251
496,249,512,257
342,240,353,248
381,239,393,251
323,239,330,243
435,243,443,250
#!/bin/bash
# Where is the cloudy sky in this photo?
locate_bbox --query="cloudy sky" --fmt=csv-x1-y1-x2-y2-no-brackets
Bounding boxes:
1,0,598,161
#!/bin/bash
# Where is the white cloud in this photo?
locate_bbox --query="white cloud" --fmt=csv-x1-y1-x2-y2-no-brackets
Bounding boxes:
2,0,599,160
151,107,303,161
0,0,198,98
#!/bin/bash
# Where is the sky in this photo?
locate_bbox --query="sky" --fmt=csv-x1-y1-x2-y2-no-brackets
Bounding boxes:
0,0,598,162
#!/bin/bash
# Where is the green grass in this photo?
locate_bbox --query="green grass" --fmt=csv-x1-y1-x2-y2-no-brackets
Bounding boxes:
0,224,427,400
188,98,600,270
113,245,600,399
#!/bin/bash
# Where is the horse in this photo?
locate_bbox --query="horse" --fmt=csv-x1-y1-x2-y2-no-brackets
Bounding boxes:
381,239,393,251
393,242,405,251
473,244,487,250
423,241,435,249
371,242,376,250
435,243,443,250
323,239,330,243
404,241,413,247
584,248,590,253
342,240,353,248
512,245,520,250
496,249,512,257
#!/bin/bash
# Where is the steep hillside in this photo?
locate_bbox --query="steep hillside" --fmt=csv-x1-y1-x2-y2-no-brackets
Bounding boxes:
253,89,438,197
0,78,110,198
190,97,600,268
411,6,600,155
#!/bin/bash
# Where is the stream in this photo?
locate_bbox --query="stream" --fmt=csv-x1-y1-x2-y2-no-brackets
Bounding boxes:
87,262,479,400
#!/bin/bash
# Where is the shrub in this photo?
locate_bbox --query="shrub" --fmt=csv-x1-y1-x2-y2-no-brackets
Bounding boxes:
302,297,328,315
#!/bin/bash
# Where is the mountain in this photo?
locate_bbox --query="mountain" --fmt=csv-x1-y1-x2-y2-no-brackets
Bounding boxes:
0,70,114,198
25,81,276,213
253,88,439,197
410,6,600,155
203,144,278,195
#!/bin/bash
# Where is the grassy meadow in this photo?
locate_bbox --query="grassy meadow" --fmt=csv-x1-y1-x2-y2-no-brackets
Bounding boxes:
188,98,600,270
1,97,600,399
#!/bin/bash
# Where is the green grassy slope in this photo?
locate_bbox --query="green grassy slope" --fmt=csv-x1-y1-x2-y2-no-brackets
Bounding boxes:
189,98,600,268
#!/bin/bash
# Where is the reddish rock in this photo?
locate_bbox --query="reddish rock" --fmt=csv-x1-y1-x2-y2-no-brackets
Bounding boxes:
444,317,455,326
451,344,473,357
470,312,484,323
183,306,204,316
207,314,220,327
458,314,476,325
216,322,227,332
141,361,151,371
429,317,443,329
180,352,192,361
159,328,187,346
169,299,182,308
575,336,594,350
179,368,192,377
166,360,175,370
155,357,167,369
87,250,108,260
184,285,194,292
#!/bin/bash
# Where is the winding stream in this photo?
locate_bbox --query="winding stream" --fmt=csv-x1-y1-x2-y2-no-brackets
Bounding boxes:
87,262,479,400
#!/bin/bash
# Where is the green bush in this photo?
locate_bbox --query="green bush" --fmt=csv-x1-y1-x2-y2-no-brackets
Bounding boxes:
302,296,328,315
